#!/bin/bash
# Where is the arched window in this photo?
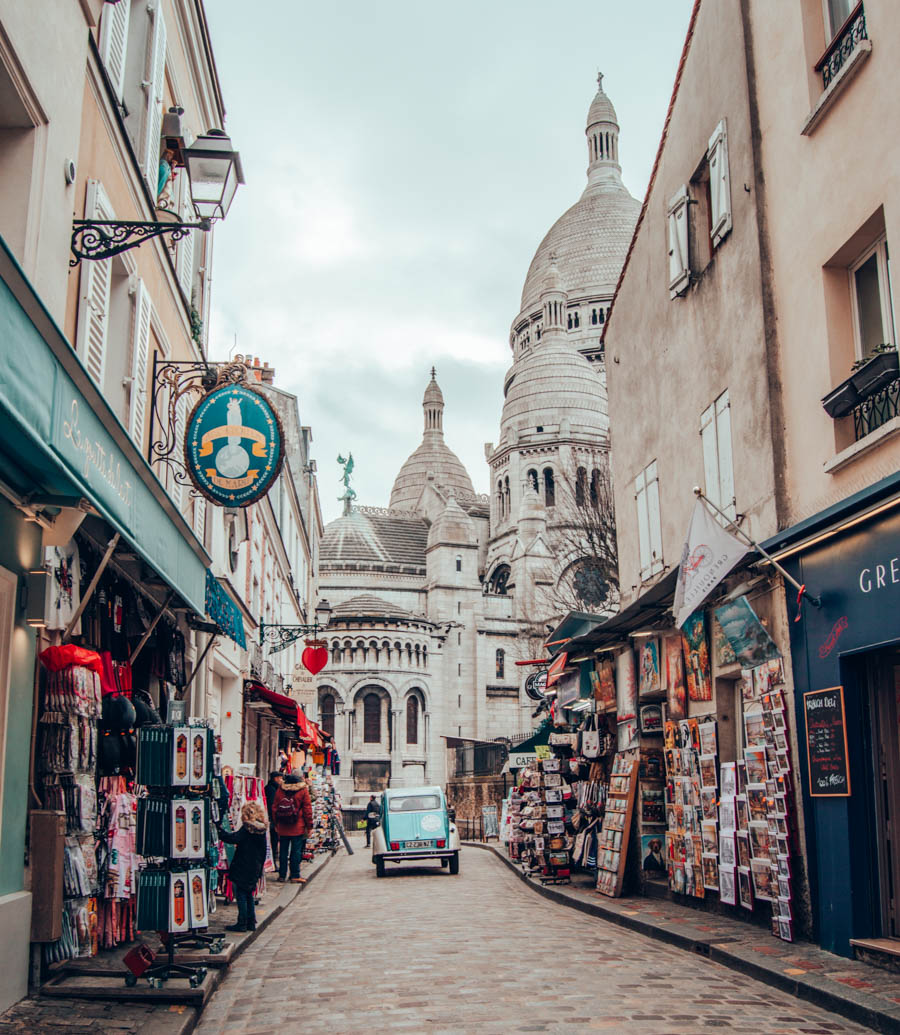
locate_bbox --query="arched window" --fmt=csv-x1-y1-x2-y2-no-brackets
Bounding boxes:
573,312,580,329
590,468,601,508
496,649,505,680
406,695,419,744
488,563,510,596
527,468,538,493
363,693,381,743
599,308,605,324
320,693,335,737
591,308,598,326
543,468,555,508
497,479,504,517
504,476,510,514
567,313,573,329
576,467,587,507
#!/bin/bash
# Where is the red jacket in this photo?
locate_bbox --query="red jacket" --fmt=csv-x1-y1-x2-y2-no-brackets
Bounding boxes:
272,782,313,836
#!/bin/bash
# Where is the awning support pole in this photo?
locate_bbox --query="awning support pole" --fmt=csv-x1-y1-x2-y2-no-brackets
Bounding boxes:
62,532,120,641
128,589,175,666
176,630,218,701
694,489,821,608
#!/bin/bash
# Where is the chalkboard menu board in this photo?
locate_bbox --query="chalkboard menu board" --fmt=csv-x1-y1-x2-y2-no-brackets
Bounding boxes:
803,686,851,797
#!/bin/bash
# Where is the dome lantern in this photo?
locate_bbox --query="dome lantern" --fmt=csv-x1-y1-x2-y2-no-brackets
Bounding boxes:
585,72,622,189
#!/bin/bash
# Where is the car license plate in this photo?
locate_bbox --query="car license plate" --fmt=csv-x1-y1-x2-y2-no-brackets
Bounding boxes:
405,840,433,849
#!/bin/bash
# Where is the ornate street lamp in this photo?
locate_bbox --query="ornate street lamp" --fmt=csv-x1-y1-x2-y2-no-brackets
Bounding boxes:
259,599,334,654
70,128,244,265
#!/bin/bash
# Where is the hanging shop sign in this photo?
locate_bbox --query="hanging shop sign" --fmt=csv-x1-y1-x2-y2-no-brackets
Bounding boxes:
184,383,284,506
524,669,548,701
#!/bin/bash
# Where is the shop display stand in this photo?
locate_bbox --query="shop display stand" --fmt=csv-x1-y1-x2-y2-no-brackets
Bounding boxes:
132,724,217,990
595,756,638,898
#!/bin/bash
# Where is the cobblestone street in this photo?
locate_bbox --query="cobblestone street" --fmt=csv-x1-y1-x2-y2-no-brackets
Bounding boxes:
195,842,872,1034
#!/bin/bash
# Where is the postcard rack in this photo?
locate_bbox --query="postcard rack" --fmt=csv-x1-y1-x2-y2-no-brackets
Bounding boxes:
595,755,638,897
130,724,220,989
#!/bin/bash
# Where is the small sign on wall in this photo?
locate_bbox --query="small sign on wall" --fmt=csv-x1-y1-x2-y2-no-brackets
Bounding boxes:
803,686,851,797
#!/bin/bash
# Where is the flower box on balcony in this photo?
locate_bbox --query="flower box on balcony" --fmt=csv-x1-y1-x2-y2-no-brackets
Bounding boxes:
851,350,899,398
823,351,899,418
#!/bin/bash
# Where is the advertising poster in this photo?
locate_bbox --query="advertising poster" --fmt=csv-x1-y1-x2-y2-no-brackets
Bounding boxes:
663,635,686,719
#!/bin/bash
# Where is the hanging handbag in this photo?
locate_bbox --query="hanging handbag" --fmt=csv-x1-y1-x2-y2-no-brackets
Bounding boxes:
581,714,601,759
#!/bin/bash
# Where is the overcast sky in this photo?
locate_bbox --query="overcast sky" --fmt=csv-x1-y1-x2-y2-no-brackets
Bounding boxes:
205,1,695,525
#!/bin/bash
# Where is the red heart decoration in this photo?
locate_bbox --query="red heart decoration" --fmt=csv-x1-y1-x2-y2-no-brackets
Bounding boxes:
301,645,328,675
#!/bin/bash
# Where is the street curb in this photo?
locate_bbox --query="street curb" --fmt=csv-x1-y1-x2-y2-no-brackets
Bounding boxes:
136,850,336,1035
466,842,900,1035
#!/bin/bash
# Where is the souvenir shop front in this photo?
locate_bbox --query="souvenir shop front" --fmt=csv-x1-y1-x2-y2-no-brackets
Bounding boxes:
0,241,217,1008
767,473,900,958
510,565,808,944
241,681,325,776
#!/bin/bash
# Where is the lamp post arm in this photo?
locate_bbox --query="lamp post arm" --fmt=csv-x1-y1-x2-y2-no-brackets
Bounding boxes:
70,218,211,265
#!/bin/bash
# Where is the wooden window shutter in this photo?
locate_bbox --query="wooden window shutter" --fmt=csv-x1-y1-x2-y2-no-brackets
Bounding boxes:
76,180,115,387
176,173,195,299
715,391,735,517
646,461,662,569
700,401,719,508
98,0,130,101
141,2,167,193
192,495,206,543
667,186,690,297
128,280,152,450
635,468,651,577
707,120,732,248
172,391,189,511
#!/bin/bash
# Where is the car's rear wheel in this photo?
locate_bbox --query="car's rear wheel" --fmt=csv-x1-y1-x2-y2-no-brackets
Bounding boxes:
449,852,460,875
376,857,385,878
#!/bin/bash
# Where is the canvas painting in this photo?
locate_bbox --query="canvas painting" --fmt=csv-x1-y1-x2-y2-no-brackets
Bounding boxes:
664,634,687,720
750,858,776,901
712,613,737,667
681,611,712,701
713,597,782,667
698,720,717,756
719,866,737,905
738,867,754,910
718,798,736,832
699,754,718,789
720,763,736,798
736,832,751,868
735,795,750,830
701,822,718,856
702,854,719,890
719,833,736,867
638,639,662,697
615,648,637,722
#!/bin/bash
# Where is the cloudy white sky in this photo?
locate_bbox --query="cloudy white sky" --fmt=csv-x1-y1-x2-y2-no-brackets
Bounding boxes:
205,1,695,524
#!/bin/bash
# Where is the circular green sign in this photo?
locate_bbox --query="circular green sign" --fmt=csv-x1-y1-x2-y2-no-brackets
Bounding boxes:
184,383,284,506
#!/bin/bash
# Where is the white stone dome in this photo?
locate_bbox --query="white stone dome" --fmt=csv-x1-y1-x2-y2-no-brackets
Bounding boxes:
390,372,475,511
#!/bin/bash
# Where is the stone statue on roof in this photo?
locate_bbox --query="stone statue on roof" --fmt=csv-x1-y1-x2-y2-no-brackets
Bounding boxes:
337,453,357,515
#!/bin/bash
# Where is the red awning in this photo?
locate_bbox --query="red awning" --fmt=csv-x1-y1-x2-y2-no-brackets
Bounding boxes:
515,658,550,667
545,652,569,688
245,682,315,743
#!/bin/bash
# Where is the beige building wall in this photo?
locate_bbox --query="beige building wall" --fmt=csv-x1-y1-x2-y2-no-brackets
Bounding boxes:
604,0,778,607
746,0,900,524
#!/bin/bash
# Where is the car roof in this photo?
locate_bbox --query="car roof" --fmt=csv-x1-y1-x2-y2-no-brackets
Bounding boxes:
383,786,443,799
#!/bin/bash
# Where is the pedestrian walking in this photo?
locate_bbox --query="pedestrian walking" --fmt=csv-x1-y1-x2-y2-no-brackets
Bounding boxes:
264,770,283,859
217,802,268,932
272,769,313,883
365,794,380,847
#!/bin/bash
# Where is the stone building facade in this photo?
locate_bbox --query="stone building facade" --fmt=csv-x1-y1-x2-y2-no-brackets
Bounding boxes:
316,76,639,805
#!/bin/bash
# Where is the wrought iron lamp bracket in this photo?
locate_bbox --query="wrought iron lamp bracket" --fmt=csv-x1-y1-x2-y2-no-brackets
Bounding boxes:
70,218,211,266
259,622,323,654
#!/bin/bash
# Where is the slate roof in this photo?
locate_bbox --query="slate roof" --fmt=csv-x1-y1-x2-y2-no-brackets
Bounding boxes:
319,509,428,573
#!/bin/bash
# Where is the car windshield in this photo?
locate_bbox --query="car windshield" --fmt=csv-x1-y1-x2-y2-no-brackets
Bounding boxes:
388,794,441,813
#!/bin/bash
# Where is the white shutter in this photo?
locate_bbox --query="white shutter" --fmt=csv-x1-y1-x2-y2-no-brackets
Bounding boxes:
176,174,195,299
172,392,188,511
141,3,167,194
76,181,115,388
98,0,130,101
635,469,651,577
715,391,735,518
700,402,719,508
192,495,206,543
667,186,691,297
646,461,662,570
708,120,732,248
128,280,152,450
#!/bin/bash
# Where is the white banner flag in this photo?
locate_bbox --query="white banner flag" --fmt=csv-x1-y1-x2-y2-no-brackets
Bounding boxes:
673,500,749,628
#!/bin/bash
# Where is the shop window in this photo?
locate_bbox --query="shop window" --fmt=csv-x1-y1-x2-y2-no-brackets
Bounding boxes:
701,390,736,521
320,692,335,737
543,467,555,507
575,467,587,507
496,649,505,680
406,695,418,744
635,459,663,579
363,693,381,742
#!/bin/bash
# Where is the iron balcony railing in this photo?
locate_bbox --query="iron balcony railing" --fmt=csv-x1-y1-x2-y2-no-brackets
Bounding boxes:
854,375,900,441
815,2,867,89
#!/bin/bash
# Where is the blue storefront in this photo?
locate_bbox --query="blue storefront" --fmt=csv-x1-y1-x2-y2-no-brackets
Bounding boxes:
766,474,900,958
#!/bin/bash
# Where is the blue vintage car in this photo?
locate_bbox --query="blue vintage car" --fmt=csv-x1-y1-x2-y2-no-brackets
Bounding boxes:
371,786,461,877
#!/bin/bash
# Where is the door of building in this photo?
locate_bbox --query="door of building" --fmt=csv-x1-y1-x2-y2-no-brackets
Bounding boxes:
866,650,900,939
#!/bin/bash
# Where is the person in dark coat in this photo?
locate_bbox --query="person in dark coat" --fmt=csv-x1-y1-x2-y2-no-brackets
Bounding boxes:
217,802,269,932
365,794,380,847
272,770,314,883
264,771,283,858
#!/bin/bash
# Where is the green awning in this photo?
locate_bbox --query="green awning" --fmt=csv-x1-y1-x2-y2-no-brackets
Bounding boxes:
205,571,246,648
0,238,208,614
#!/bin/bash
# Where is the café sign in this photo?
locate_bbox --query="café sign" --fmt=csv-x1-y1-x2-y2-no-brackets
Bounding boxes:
185,383,284,506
